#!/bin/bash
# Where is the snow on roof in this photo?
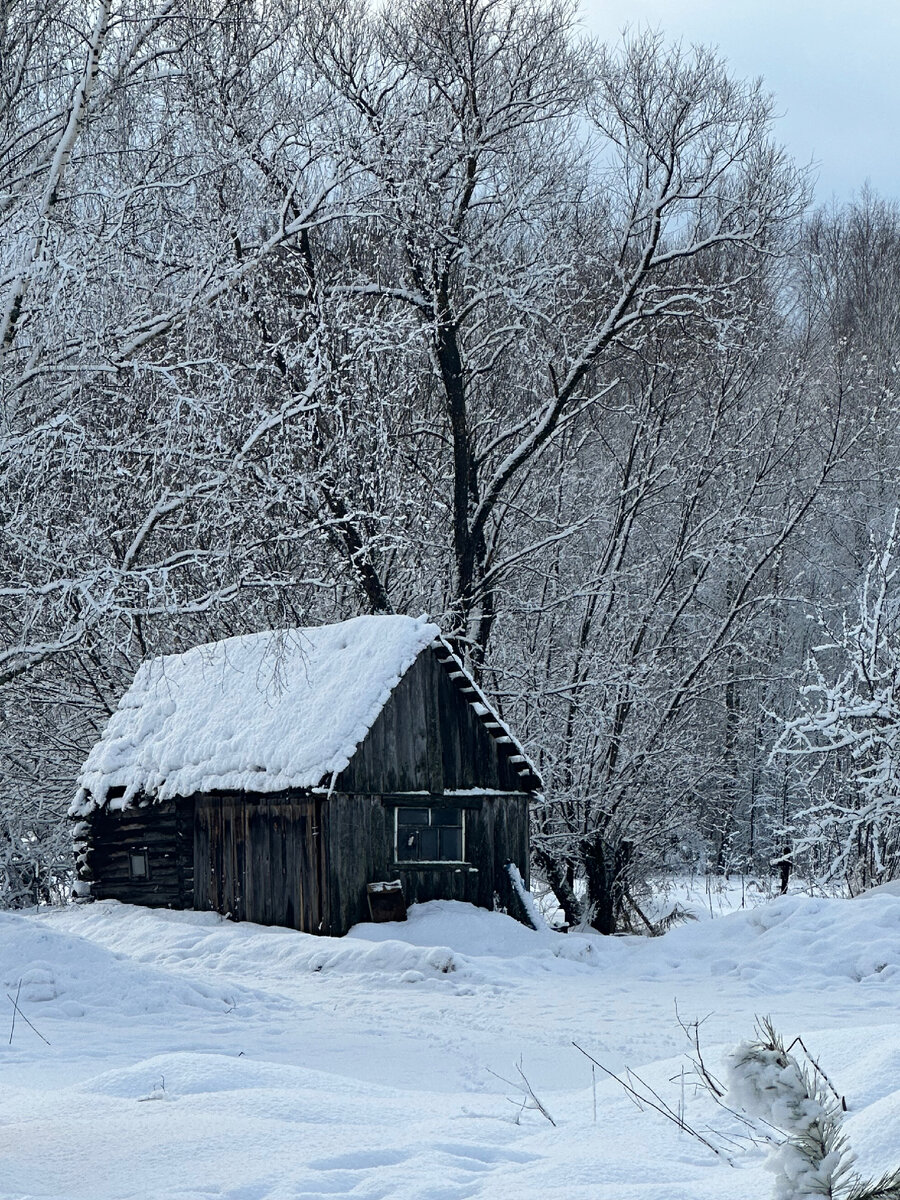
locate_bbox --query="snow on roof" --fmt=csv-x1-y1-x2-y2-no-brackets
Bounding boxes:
72,615,440,814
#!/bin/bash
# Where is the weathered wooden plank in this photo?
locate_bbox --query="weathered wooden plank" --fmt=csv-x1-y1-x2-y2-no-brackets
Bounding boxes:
318,793,383,935
380,793,486,809
328,647,530,799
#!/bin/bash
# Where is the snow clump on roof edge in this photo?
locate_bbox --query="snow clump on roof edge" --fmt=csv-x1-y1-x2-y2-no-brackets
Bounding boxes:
71,614,440,816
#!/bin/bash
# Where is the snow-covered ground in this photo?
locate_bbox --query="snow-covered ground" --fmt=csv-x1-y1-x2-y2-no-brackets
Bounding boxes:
2,891,899,1200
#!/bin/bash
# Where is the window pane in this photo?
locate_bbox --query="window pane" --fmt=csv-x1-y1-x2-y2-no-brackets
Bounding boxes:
417,828,440,859
431,808,462,827
399,829,419,858
397,808,430,826
129,852,148,879
439,827,462,860
394,806,467,863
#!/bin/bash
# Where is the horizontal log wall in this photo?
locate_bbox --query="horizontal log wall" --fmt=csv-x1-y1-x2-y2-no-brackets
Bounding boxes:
175,798,194,905
86,801,188,908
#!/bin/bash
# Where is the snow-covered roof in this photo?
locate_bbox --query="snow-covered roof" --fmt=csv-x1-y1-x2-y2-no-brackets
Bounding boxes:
72,615,441,814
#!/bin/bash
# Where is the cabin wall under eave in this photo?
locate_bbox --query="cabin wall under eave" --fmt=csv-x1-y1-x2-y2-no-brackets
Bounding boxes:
318,793,387,935
81,787,530,935
319,791,532,936
391,793,531,914
334,649,525,795
191,792,324,932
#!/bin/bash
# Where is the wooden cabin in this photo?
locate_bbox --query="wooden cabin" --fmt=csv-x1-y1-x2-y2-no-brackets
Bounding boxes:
71,615,539,936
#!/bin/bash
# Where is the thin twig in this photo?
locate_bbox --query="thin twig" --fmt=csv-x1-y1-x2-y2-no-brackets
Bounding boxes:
487,1062,557,1127
6,991,51,1046
787,1035,847,1111
572,1041,732,1163
8,979,21,1045
674,1002,725,1097
673,1005,781,1142
516,1062,557,1127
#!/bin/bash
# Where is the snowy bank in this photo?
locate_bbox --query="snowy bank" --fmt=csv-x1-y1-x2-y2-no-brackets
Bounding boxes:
1,893,899,1200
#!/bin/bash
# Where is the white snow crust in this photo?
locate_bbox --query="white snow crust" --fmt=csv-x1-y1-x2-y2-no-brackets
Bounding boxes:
72,614,439,812
4,889,900,1200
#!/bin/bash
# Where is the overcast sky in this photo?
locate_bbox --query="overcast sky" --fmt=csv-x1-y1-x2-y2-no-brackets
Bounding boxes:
579,0,900,205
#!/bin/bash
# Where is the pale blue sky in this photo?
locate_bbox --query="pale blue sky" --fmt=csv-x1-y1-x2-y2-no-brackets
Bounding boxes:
580,0,900,203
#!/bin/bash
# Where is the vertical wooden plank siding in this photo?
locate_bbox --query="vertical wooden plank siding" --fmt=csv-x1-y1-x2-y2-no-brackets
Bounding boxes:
334,650,526,795
191,795,323,931
320,793,380,935
386,794,530,914
314,791,531,934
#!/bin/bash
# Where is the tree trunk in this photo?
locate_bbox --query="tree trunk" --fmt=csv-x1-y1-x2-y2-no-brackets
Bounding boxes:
776,847,792,895
533,847,582,929
582,834,632,935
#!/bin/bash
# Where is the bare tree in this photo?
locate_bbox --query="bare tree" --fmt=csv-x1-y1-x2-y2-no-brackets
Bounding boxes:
5,0,890,919
292,4,806,664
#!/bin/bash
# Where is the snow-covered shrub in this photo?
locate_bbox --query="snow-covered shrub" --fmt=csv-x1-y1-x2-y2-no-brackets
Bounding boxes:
0,803,72,909
779,516,900,893
728,1020,900,1200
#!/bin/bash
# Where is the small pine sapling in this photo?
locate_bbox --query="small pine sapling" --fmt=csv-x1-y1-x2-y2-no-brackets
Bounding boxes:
727,1019,900,1200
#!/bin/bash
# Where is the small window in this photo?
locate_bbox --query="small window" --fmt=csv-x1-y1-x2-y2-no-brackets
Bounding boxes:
129,849,150,880
395,808,465,863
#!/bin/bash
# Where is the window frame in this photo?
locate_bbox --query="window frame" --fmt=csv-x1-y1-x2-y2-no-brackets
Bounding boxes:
128,848,150,880
393,805,467,866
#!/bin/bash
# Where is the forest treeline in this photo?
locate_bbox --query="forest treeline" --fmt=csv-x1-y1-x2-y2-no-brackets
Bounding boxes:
3,0,900,927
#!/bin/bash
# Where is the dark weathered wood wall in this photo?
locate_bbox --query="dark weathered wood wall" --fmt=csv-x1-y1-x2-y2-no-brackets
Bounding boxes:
385,793,530,914
87,800,189,908
318,793,388,935
85,786,530,934
193,794,323,930
335,649,527,794
318,791,531,935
